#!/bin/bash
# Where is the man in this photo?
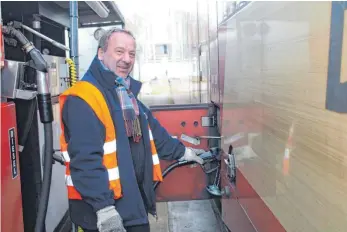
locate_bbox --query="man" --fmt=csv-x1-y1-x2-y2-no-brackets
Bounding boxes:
59,28,204,232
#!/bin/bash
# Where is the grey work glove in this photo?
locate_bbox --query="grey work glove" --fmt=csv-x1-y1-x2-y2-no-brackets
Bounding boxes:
96,205,126,232
179,147,205,165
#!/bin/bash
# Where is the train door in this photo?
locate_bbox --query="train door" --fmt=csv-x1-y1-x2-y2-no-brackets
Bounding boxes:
149,103,222,202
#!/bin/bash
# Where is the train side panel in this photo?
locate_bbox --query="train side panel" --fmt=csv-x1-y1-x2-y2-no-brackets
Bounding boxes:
219,1,347,232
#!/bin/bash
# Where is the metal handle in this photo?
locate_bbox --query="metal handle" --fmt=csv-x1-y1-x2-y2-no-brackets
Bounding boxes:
180,133,245,146
20,23,70,51
221,186,231,198
227,145,236,183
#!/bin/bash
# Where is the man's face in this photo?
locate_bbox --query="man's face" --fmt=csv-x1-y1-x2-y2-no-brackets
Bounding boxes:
98,32,136,78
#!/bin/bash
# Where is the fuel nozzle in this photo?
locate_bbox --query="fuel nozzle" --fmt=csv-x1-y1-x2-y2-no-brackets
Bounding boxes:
36,71,53,123
198,147,220,161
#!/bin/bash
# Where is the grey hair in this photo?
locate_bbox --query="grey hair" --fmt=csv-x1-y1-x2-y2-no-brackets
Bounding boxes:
98,28,136,52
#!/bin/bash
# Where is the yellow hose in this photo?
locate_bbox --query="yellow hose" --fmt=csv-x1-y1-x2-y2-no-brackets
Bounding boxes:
66,58,77,87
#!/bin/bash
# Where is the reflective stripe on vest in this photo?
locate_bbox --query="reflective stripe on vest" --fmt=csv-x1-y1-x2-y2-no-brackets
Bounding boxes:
149,128,162,181
59,81,162,200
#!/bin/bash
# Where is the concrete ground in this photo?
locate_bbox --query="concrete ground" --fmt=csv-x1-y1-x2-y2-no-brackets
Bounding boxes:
149,200,223,232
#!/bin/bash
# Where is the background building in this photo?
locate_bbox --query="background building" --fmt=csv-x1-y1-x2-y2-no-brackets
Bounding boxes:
78,0,233,105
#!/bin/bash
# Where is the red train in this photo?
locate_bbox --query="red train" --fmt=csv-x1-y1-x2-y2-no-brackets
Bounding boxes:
151,1,347,232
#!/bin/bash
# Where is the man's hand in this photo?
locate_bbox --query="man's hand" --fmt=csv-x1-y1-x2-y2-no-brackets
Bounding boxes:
179,147,205,165
96,206,126,232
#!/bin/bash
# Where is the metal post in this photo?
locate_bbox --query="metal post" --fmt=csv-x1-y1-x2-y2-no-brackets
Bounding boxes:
69,1,79,78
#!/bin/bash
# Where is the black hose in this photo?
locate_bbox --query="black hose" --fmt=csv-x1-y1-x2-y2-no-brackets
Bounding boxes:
153,148,220,191
28,48,48,73
34,76,53,232
34,123,53,232
153,160,190,191
18,99,36,151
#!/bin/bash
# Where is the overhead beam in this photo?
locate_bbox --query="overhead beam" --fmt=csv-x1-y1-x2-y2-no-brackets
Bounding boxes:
85,1,110,18
109,1,125,25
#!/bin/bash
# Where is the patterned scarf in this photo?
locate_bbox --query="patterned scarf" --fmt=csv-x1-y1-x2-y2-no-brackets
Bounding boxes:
114,76,142,142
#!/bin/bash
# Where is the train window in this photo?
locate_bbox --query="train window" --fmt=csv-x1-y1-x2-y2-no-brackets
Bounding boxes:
325,1,347,113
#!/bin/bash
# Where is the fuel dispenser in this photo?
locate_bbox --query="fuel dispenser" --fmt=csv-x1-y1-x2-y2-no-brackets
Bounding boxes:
1,23,55,232
1,16,72,231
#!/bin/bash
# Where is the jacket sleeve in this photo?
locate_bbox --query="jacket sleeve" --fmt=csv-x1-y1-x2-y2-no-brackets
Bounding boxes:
62,96,115,212
139,102,186,161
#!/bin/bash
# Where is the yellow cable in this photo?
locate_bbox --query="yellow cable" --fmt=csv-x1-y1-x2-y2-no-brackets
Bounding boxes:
65,58,81,230
66,58,77,87
66,58,80,230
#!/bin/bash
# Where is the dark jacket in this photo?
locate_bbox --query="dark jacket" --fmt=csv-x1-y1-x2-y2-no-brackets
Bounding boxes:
61,57,185,229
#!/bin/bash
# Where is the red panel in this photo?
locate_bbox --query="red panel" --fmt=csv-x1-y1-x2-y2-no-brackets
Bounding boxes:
219,105,285,232
151,107,211,201
220,171,256,231
1,102,24,232
220,152,285,232
236,167,286,232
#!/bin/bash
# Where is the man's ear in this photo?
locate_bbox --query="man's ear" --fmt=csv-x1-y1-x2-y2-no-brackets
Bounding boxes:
97,48,104,60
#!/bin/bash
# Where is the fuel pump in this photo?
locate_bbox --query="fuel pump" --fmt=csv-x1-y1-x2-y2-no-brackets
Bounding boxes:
2,24,54,232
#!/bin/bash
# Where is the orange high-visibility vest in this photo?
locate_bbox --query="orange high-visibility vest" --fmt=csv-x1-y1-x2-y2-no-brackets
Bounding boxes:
59,81,163,200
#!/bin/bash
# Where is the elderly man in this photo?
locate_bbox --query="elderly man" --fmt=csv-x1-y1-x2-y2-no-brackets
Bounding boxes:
59,28,204,232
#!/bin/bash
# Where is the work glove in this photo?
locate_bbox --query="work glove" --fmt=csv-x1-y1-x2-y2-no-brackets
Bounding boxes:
179,147,205,165
96,205,126,232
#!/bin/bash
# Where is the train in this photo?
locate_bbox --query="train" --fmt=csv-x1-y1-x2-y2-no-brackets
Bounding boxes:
1,1,347,232
204,1,347,231
150,1,347,232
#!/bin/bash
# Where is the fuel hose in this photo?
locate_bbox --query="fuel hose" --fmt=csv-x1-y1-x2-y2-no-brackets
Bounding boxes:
153,160,190,191
35,70,54,232
153,148,219,191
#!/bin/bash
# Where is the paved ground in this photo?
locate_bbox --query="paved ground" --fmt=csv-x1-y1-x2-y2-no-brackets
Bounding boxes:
149,200,223,232
149,202,169,231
